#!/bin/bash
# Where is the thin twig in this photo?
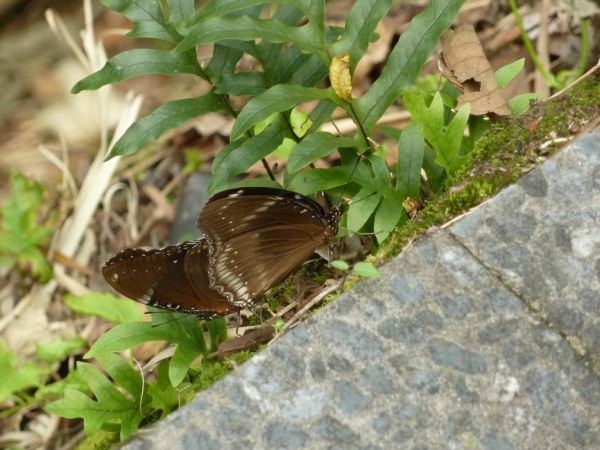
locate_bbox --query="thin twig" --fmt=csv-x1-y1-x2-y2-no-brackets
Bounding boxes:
283,281,341,330
547,60,600,101
535,0,550,97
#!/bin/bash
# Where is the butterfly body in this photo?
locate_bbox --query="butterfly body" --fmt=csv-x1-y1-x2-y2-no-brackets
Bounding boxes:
103,188,341,317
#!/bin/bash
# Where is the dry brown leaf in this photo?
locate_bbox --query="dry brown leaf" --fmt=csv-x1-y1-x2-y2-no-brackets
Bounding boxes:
330,52,352,102
440,24,510,116
211,325,275,358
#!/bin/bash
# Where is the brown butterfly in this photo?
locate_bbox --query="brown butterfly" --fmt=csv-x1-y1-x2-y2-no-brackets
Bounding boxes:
102,187,341,318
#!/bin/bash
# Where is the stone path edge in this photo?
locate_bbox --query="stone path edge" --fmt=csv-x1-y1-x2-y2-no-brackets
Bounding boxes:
120,126,600,449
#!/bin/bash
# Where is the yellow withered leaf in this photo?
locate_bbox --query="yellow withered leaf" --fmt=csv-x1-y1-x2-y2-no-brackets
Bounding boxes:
330,53,352,102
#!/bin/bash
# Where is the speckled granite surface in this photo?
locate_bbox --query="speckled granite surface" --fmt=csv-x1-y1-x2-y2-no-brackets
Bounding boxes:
123,127,600,449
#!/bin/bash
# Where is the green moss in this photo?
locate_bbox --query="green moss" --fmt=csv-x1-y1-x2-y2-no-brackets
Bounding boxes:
189,360,232,391
265,284,297,311
73,430,119,450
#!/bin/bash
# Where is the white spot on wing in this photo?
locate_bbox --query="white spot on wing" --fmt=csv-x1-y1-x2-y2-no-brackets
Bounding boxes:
229,190,245,198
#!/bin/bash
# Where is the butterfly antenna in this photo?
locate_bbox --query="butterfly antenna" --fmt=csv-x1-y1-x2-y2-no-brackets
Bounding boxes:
234,311,242,337
349,191,378,205
338,225,386,236
146,310,193,328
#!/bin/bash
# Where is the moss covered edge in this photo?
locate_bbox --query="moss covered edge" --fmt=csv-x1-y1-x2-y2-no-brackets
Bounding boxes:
378,73,600,263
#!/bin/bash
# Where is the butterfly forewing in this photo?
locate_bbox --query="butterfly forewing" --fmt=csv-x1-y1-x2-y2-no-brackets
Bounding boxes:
102,240,238,319
198,188,340,307
198,188,330,242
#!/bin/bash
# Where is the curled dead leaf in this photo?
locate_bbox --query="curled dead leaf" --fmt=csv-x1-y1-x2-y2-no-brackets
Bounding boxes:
211,325,275,358
330,53,352,102
440,25,510,116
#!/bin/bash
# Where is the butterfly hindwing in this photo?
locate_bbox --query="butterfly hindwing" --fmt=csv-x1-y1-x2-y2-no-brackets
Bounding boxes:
102,240,238,319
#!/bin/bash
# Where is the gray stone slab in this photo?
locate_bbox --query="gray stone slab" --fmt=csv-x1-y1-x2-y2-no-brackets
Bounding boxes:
124,230,600,449
122,128,600,449
168,172,211,243
450,128,600,372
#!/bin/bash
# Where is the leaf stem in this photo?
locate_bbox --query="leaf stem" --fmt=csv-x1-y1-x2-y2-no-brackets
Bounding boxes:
576,19,589,79
348,103,372,153
508,0,557,89
194,62,276,182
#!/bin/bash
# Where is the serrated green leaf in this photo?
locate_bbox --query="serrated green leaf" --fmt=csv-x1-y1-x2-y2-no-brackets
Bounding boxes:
45,389,112,435
45,362,143,440
396,121,424,198
128,21,174,41
331,0,392,70
0,342,47,402
86,313,206,387
352,261,380,279
209,117,290,194
443,103,470,171
215,72,267,96
286,167,350,195
101,0,177,42
0,172,53,282
508,92,542,116
331,260,349,271
347,188,381,232
169,343,197,386
102,0,161,23
35,337,86,364
205,43,244,81
267,44,327,87
422,145,446,192
254,4,305,78
288,108,311,138
109,91,223,158
147,361,178,417
495,58,525,89
306,101,337,134
292,0,325,31
35,369,89,400
19,247,52,283
206,318,228,353
96,353,144,400
78,362,131,408
189,0,269,23
167,0,194,22
287,132,356,174
290,55,328,87
365,152,391,192
85,322,166,358
354,0,465,132
403,92,468,176
72,50,202,93
65,292,144,324
377,125,402,141
177,16,325,61
227,177,283,190
374,197,405,244
287,156,388,196
231,85,337,140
